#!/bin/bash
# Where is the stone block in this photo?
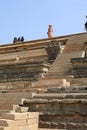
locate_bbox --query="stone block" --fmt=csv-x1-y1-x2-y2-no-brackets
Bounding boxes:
0,124,38,130
27,118,38,125
0,126,19,130
13,105,29,113
15,124,38,130
32,78,68,87
0,119,27,126
0,98,21,105
38,129,66,130
66,122,82,129
1,112,28,120
27,112,39,119
66,82,70,87
0,126,20,130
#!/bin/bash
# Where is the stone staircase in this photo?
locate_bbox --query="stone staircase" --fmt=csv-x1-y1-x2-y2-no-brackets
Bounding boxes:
30,33,87,91
0,33,87,92
0,32,86,130
47,33,86,78
0,40,50,90
22,86,87,130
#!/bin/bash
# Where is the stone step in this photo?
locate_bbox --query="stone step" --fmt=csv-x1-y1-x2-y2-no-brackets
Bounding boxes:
23,98,87,116
46,49,83,79
0,48,47,61
40,114,87,123
0,98,22,105
32,78,68,88
0,112,39,126
1,112,39,120
68,77,87,86
8,88,40,93
47,86,87,93
0,125,38,130
0,111,10,117
38,128,66,130
64,45,83,53
0,92,32,99
39,121,87,129
0,104,13,110
33,93,87,99
24,98,87,104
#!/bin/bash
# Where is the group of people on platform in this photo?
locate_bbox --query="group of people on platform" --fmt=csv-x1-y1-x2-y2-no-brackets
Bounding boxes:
13,36,24,43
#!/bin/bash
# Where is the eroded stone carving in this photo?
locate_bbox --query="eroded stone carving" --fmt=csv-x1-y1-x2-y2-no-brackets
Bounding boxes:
45,40,61,62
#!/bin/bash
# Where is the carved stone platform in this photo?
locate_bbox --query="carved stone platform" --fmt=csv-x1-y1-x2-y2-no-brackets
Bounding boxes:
0,60,50,83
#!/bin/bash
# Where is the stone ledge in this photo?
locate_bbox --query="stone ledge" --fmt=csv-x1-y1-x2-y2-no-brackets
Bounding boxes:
38,128,66,130
23,98,87,104
0,124,38,130
33,93,87,99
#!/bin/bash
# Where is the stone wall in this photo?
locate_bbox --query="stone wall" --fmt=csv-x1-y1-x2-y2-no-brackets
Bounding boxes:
23,91,87,129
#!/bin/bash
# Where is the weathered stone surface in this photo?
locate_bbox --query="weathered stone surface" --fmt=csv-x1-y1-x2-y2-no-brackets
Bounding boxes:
0,119,27,126
2,111,39,120
23,90,87,129
38,129,65,130
0,111,39,130
0,124,38,130
27,112,39,119
47,86,87,93
0,126,19,130
71,57,87,78
0,32,87,130
33,93,87,99
1,112,28,120
13,105,29,113
31,78,68,89
27,118,38,125
0,61,50,83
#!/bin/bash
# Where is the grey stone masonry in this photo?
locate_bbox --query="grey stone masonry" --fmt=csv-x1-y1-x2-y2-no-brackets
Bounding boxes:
23,91,87,129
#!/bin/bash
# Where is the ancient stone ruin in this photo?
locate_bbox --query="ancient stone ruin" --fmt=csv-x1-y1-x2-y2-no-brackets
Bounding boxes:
0,31,87,130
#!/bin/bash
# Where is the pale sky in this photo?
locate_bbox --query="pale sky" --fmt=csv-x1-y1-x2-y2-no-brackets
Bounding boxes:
0,0,87,44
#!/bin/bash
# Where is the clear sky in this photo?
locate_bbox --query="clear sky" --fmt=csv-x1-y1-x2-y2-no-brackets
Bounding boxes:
0,0,87,44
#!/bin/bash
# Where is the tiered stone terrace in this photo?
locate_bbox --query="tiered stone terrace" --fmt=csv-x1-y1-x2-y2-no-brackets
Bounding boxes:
0,32,86,130
23,88,87,129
